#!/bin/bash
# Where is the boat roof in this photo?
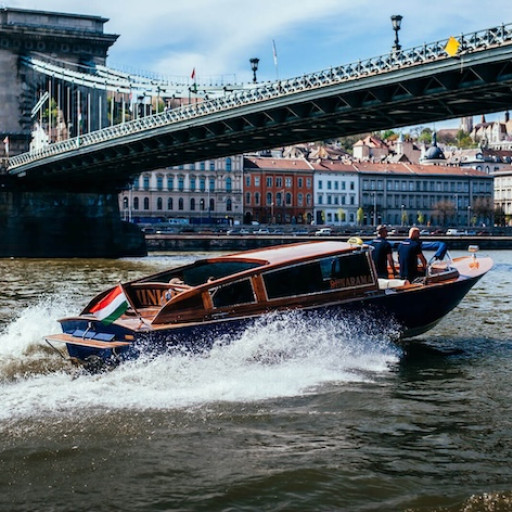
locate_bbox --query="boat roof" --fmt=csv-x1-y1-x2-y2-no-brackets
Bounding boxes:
217,241,358,266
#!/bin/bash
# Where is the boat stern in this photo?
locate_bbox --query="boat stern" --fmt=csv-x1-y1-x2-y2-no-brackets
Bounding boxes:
44,316,140,370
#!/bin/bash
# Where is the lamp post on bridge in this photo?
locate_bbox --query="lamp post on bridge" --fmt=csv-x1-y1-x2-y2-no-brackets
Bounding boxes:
249,58,260,83
391,15,403,53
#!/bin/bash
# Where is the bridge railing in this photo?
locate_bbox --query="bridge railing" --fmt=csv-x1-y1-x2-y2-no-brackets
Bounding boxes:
9,22,512,170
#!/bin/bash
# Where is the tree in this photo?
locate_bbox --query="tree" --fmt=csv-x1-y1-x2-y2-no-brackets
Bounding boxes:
432,200,456,226
357,207,364,226
472,197,493,225
494,206,506,227
417,127,433,145
401,208,408,226
417,211,424,225
455,130,476,149
382,129,397,140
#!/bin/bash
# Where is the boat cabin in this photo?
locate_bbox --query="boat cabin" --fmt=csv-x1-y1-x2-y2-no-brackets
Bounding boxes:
109,242,380,325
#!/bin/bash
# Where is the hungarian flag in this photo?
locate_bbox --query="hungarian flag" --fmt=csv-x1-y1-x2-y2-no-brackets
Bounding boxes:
191,68,196,80
89,284,129,324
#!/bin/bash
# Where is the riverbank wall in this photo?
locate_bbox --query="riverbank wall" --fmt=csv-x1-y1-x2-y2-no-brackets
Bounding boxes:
146,234,512,252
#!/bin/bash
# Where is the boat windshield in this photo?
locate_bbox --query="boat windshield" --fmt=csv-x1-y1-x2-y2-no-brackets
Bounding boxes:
182,261,262,286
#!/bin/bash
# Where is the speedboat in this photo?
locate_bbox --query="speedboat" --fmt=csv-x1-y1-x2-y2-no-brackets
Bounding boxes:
44,241,492,371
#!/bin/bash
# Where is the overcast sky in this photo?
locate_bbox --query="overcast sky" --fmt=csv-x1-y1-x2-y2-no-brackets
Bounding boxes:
8,0,512,127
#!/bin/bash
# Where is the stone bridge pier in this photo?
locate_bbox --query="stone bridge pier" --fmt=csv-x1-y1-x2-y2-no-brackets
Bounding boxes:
0,189,145,257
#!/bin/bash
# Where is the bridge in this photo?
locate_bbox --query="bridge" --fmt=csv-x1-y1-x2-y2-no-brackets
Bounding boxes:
1,8,512,257
8,22,512,191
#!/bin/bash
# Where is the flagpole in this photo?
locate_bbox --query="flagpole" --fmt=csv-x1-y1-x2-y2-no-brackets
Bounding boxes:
272,40,279,80
118,281,140,318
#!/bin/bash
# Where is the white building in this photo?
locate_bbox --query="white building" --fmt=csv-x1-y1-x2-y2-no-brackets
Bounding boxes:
494,168,512,223
311,161,359,225
119,155,244,225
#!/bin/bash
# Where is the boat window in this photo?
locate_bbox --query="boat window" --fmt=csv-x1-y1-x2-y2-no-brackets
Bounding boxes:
328,253,375,289
183,261,261,286
144,261,262,287
330,253,373,281
263,262,328,299
211,279,256,308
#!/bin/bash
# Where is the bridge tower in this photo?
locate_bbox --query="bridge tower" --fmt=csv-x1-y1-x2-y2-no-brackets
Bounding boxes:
0,8,145,257
0,7,118,156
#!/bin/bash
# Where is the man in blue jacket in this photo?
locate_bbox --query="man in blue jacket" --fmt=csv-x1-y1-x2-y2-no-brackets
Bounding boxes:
397,227,427,282
371,225,397,279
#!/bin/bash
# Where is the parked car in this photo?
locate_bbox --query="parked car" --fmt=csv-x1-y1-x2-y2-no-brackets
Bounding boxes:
315,228,332,236
254,228,270,235
446,228,464,236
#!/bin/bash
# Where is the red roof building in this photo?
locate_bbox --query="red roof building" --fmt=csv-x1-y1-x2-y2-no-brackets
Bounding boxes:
243,156,314,224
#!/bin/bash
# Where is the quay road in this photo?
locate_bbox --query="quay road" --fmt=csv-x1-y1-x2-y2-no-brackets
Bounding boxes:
145,233,512,252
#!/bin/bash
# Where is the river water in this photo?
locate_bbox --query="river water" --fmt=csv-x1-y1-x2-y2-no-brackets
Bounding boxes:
0,250,511,512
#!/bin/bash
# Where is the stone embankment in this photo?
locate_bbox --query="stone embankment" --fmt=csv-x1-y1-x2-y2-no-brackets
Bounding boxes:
146,233,512,252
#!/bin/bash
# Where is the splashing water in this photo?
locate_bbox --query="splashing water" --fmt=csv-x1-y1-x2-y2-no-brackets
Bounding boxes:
0,304,401,422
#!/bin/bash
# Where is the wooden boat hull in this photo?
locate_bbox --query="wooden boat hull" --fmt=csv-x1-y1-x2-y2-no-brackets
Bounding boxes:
49,260,488,369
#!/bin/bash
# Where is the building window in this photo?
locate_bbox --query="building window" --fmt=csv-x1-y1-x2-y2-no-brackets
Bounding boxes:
306,194,312,206
285,177,292,187
226,177,232,193
167,175,174,191
123,197,128,209
143,175,150,191
246,192,251,205
298,178,303,188
276,177,283,187
318,180,323,190
178,176,184,192
190,198,195,210
132,177,139,191
226,198,232,211
178,198,184,210
226,157,232,171
190,176,196,192
200,161,205,171
156,176,163,191
246,176,251,187
210,161,215,171
286,192,292,205
133,197,139,210
200,177,206,192
157,197,163,210
209,178,215,192
200,198,205,211
167,197,173,210
306,178,312,188
143,197,149,210
266,192,272,206
298,193,303,206
255,176,260,186
255,192,260,205
266,177,273,187
209,198,215,211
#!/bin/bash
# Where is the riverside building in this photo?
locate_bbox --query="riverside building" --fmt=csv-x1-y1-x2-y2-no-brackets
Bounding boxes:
243,156,314,225
118,155,243,225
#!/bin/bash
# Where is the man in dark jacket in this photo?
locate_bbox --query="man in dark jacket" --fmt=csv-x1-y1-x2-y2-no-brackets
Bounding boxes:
371,225,396,279
397,227,428,282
